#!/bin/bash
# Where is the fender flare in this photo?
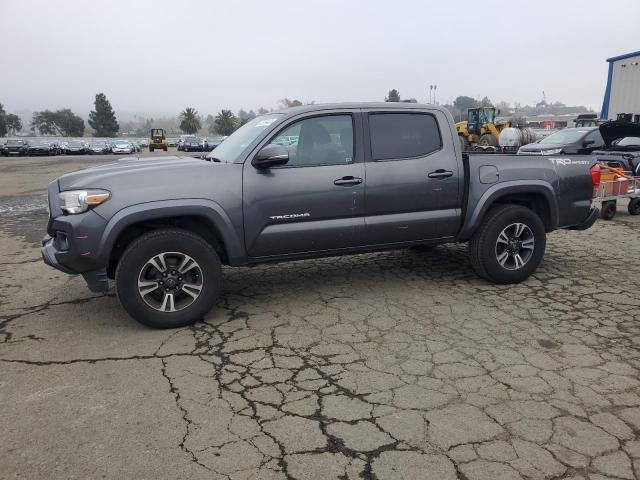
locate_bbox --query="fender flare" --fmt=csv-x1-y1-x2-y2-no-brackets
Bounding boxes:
96,199,245,265
457,180,559,241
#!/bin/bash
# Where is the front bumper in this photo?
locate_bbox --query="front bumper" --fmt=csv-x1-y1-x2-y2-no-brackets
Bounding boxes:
41,181,111,292
569,207,599,231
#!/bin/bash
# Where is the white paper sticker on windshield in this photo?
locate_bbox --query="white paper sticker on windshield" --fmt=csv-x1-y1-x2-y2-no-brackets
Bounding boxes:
255,119,277,128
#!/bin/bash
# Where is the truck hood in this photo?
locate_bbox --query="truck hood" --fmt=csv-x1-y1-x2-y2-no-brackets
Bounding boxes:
599,121,640,146
58,155,213,191
57,155,243,221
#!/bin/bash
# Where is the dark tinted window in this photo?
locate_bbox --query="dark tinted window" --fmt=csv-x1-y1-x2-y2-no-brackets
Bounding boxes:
369,113,441,161
584,130,604,146
271,115,353,167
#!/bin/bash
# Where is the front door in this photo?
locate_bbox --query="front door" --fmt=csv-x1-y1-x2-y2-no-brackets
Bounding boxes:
362,110,462,244
243,113,365,257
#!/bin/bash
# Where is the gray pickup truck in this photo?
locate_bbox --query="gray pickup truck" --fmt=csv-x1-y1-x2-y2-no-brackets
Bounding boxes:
42,103,600,328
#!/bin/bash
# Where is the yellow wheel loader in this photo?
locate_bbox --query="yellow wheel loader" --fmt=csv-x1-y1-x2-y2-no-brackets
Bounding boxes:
455,107,511,151
149,128,168,152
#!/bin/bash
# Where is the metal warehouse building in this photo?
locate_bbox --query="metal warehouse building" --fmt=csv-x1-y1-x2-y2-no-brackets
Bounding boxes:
601,50,640,121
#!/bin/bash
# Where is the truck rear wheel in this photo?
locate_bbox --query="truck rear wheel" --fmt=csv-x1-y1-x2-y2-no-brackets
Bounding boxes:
469,204,546,284
115,228,222,328
627,198,640,215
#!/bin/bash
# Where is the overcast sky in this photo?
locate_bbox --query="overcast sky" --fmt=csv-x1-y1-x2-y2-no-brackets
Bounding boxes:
1,0,638,117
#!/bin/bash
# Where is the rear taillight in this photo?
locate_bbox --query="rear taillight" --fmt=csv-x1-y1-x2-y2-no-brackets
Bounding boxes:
590,163,601,198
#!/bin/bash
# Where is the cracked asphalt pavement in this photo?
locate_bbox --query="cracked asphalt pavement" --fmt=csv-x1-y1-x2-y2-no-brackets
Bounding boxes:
2,154,640,479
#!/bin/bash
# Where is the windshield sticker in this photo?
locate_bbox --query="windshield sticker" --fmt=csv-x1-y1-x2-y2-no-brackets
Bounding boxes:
255,119,277,128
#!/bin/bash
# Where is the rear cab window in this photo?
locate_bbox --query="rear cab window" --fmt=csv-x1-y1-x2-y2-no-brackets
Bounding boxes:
368,113,442,161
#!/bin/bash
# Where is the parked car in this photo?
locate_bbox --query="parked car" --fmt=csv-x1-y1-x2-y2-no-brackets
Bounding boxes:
49,141,64,155
131,141,141,153
65,140,88,155
167,138,178,147
42,103,600,329
27,140,54,156
88,141,111,155
204,138,223,151
592,121,640,176
181,137,203,152
111,140,135,154
177,135,197,151
3,139,29,156
517,127,605,155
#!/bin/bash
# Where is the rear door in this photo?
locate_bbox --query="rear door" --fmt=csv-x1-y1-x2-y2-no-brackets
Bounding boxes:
243,111,366,257
362,109,462,244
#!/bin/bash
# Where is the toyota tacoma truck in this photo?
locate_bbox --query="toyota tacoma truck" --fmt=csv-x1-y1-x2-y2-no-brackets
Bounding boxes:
42,103,600,328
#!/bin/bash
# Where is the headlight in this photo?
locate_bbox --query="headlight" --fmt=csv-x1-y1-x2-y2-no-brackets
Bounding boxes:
540,148,562,155
58,189,110,214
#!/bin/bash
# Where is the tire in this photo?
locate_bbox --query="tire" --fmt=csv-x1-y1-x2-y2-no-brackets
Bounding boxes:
479,134,498,147
600,201,616,220
628,198,640,216
469,204,546,284
459,135,469,152
115,228,222,328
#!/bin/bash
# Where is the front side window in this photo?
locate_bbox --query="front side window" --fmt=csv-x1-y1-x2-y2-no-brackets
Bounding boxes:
584,130,604,146
369,113,441,161
271,115,354,167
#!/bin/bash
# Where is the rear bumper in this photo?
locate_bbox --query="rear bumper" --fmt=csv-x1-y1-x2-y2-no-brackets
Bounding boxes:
568,207,599,231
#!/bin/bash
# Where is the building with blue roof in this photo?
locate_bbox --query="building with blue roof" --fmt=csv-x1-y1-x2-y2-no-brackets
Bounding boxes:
601,51,640,121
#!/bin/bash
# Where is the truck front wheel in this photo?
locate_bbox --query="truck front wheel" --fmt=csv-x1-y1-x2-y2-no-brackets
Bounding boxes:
115,228,222,328
469,204,546,284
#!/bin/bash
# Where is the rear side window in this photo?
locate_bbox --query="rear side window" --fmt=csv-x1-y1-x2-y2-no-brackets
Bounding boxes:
369,113,441,161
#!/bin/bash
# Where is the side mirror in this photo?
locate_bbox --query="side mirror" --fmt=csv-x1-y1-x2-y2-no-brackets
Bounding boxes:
583,139,595,147
252,144,289,169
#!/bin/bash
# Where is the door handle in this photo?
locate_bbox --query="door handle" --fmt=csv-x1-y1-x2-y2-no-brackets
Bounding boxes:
427,169,453,179
334,176,363,186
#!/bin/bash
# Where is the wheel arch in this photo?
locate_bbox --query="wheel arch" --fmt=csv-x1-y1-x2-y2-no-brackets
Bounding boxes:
458,181,559,241
97,200,246,277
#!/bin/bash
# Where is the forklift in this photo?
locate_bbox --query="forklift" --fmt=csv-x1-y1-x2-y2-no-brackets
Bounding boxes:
149,128,168,152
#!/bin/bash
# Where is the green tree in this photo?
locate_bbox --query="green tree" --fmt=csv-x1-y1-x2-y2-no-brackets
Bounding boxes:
453,96,479,113
88,93,119,137
279,98,303,109
479,96,492,107
31,109,85,136
257,107,269,115
0,103,6,137
214,109,237,136
5,114,22,135
385,89,401,102
179,107,201,134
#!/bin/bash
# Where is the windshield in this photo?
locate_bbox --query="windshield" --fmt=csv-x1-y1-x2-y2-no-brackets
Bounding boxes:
69,141,83,146
539,129,589,145
206,114,282,163
7,140,24,145
613,136,640,147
